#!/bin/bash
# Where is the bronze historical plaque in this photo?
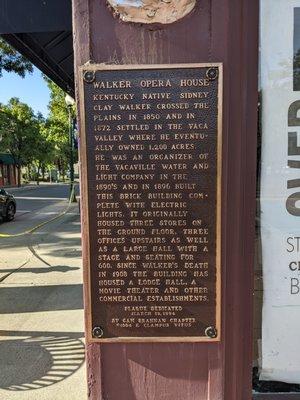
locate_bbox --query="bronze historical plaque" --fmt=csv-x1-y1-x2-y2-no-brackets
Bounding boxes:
79,63,222,342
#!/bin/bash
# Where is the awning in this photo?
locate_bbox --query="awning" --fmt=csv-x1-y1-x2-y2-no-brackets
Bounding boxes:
0,0,74,95
0,153,19,165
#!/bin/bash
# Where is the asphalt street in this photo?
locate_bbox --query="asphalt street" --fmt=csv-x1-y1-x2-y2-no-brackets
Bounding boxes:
0,183,86,400
1,184,78,235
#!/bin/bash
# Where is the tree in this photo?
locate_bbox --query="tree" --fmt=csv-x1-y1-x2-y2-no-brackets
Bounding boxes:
44,77,77,181
0,98,39,186
0,38,33,77
0,75,76,186
30,113,56,184
294,48,300,91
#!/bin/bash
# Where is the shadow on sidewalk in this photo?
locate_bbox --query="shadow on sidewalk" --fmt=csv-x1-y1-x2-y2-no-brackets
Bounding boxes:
0,331,85,391
0,265,80,275
0,284,83,313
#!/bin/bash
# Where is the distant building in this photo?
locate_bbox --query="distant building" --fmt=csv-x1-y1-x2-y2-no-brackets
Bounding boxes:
0,153,20,187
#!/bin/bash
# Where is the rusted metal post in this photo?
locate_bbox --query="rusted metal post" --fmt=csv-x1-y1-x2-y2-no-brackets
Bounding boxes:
72,0,259,399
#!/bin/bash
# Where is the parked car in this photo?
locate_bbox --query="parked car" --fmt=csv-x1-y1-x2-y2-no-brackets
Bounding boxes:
0,188,16,221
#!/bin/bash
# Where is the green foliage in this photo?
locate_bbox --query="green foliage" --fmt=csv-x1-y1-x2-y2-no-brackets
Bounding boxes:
44,77,77,177
31,113,57,182
0,98,61,184
0,38,33,77
46,78,71,126
0,98,39,164
294,49,300,90
0,75,77,184
0,98,42,185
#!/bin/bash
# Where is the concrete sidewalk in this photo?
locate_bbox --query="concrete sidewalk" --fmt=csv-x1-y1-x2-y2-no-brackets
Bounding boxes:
0,206,86,399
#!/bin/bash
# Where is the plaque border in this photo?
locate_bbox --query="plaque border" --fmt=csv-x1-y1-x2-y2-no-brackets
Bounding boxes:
78,63,223,343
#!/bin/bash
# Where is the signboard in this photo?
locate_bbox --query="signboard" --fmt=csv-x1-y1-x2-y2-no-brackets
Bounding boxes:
260,1,300,384
79,64,222,342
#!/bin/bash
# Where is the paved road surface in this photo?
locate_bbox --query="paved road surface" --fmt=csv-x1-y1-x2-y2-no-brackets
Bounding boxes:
0,184,86,400
1,184,78,235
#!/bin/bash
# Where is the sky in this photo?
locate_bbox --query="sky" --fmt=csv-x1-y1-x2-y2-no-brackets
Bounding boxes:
0,67,50,117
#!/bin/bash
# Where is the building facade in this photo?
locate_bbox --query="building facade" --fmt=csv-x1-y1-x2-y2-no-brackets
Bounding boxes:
0,153,19,187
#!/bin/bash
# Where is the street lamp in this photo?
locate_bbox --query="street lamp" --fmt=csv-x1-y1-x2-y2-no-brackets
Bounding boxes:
65,94,77,203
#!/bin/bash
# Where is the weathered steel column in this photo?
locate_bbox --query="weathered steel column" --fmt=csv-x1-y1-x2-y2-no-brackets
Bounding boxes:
72,1,259,399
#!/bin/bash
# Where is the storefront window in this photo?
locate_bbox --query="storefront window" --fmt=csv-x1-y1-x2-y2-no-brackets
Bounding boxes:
255,0,300,393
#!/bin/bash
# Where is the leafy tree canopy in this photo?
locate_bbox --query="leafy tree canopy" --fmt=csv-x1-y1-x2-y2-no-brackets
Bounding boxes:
0,38,33,77
0,75,77,185
0,97,39,164
44,77,77,174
